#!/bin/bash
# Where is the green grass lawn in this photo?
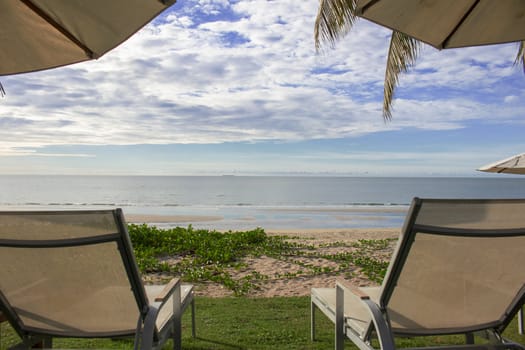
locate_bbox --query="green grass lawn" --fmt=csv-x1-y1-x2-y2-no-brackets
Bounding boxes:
2,296,525,350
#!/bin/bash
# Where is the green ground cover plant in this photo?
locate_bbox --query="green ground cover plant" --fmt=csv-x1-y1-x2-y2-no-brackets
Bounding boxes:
128,224,391,296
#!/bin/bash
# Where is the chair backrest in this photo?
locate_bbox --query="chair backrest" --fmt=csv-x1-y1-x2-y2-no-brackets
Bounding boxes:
0,209,148,338
381,198,525,336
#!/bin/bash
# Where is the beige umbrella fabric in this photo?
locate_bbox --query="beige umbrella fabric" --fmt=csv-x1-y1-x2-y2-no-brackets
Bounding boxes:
0,0,176,77
478,153,525,175
356,0,525,50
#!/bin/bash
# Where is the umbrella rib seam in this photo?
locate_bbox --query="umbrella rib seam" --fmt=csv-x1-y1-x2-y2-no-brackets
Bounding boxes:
442,0,480,49
20,0,96,58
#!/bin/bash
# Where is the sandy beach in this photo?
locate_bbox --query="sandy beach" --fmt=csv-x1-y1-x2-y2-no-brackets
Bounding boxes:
203,227,399,298
132,213,401,298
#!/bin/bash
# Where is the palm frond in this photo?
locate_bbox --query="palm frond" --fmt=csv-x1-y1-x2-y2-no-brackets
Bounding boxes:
314,0,358,51
383,31,421,120
0,81,4,97
514,41,525,74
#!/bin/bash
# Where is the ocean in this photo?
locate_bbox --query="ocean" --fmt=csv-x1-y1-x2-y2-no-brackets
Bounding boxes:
1,175,524,230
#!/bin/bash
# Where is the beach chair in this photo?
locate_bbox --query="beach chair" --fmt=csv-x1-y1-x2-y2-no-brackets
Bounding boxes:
0,209,195,350
311,198,525,350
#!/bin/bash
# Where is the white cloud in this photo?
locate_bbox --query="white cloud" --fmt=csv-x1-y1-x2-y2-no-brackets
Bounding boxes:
0,0,524,161
504,95,519,103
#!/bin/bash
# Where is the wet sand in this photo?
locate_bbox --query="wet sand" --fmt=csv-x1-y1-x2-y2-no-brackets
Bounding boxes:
126,213,223,223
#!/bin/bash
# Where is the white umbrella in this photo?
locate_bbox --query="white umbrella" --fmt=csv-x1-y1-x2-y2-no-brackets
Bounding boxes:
0,0,176,77
356,0,525,50
478,153,525,175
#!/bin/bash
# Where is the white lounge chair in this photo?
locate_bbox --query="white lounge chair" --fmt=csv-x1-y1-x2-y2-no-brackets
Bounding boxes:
0,209,195,350
312,198,525,350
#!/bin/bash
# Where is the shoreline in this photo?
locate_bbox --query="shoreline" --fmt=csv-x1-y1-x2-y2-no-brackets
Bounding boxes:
126,213,401,239
126,213,223,223
125,211,405,233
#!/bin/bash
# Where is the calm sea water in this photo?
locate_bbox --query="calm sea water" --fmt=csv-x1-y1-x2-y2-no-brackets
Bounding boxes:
1,175,524,230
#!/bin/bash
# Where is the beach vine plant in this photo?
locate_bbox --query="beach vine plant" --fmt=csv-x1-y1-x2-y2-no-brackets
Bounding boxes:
128,224,394,296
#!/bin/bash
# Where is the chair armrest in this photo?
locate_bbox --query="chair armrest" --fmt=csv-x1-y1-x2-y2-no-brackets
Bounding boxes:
141,278,183,350
336,278,370,300
154,278,181,302
336,278,395,349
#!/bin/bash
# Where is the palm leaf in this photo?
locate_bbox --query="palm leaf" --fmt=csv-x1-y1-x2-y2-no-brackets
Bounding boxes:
314,0,358,51
0,82,4,97
314,0,423,121
383,31,421,120
314,2,525,121
514,41,525,73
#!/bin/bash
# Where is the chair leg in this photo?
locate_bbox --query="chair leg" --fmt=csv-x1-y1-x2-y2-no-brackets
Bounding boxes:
22,337,52,349
173,288,182,350
173,318,182,350
465,332,474,344
519,307,524,335
335,286,345,350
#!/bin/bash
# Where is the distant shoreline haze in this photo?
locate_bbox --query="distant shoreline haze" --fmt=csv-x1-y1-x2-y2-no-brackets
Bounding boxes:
0,176,523,230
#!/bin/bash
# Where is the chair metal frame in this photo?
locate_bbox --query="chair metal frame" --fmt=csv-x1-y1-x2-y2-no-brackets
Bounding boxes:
0,209,194,350
312,198,525,350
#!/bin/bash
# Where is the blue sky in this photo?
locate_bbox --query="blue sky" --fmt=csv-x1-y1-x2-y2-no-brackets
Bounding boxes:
1,0,525,176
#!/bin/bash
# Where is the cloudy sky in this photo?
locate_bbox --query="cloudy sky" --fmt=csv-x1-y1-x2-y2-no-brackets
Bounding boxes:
1,0,525,176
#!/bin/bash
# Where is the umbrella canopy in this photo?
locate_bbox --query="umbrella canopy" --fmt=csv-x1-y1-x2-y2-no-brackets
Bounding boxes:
356,0,525,50
478,153,525,175
0,0,176,76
